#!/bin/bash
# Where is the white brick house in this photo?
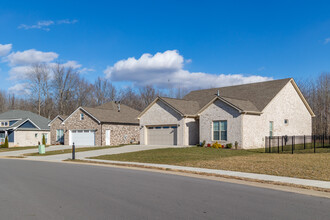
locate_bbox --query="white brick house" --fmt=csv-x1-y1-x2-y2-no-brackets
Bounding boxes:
138,78,314,149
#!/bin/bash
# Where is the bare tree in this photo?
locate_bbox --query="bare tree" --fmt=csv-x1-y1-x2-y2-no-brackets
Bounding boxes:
51,63,79,115
139,85,160,108
27,63,51,115
93,77,116,105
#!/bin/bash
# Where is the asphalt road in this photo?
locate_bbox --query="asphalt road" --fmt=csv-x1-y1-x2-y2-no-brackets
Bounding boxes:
0,159,329,220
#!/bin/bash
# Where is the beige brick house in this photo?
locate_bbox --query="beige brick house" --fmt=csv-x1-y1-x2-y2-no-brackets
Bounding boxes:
49,102,140,146
138,78,315,149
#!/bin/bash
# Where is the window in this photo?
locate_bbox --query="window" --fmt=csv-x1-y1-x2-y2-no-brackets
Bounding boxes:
35,133,38,138
155,127,161,129
269,121,274,137
171,126,177,129
213,121,227,141
148,127,154,129
284,119,289,125
56,129,64,142
4,122,8,126
80,113,84,120
163,126,170,129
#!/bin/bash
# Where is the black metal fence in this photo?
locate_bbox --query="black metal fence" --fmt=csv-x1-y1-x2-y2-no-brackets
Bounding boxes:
265,135,330,153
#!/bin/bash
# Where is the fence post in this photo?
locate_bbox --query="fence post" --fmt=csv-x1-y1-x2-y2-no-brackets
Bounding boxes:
277,136,279,153
292,135,294,154
313,135,316,153
303,135,305,149
269,136,271,153
281,136,283,152
323,134,325,148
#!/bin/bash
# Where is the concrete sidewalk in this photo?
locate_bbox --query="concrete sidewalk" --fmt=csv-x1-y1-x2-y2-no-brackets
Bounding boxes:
83,158,330,190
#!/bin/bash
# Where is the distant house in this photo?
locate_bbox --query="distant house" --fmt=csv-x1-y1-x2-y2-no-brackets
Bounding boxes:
138,78,315,149
49,102,140,146
0,110,51,147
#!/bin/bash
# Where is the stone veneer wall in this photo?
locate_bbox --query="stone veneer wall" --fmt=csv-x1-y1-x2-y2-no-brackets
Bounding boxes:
50,117,65,145
53,108,139,146
101,123,140,146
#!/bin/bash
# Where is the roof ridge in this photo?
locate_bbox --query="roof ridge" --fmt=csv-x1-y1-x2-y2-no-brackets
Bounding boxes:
187,78,291,93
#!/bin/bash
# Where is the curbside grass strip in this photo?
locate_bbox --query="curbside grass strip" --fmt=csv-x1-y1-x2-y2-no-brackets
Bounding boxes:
65,158,330,193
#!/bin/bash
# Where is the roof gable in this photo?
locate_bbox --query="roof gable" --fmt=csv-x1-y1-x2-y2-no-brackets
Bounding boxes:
184,78,292,112
18,120,38,129
0,110,50,130
63,102,140,125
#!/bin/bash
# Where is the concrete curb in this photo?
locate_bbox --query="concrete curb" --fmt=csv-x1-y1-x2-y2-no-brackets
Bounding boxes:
82,159,330,189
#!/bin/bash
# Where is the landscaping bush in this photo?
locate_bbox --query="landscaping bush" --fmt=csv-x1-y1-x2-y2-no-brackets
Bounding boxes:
201,140,206,147
226,143,233,149
42,135,46,145
3,136,8,148
212,142,222,149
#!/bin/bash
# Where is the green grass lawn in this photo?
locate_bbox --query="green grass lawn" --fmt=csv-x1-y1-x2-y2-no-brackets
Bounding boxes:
24,145,123,156
91,147,330,181
0,146,43,152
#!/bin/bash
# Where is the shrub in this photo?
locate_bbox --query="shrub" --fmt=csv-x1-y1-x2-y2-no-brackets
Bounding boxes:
212,141,222,149
226,143,233,149
201,140,206,147
3,136,8,148
235,141,239,150
42,135,46,145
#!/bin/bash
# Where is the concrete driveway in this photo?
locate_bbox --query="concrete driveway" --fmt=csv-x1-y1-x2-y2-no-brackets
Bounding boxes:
22,144,187,162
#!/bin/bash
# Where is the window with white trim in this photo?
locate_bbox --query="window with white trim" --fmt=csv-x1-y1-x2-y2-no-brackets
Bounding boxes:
213,121,227,141
269,121,274,137
80,113,84,120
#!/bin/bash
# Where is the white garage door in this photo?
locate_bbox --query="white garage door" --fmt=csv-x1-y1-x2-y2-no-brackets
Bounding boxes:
147,126,177,145
70,130,95,146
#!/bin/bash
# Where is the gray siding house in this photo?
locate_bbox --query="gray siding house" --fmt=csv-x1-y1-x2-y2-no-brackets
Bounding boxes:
138,78,314,149
0,110,51,147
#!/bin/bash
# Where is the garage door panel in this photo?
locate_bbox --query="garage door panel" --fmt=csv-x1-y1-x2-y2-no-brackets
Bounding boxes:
71,130,95,146
147,126,177,145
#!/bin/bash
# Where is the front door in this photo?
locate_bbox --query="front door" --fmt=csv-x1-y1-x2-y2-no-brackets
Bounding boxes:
106,130,111,145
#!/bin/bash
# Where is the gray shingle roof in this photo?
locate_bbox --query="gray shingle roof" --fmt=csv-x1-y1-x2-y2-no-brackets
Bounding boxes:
83,102,140,124
159,78,292,115
0,110,50,131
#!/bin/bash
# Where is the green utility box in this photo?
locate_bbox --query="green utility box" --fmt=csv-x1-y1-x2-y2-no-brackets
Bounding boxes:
38,144,45,154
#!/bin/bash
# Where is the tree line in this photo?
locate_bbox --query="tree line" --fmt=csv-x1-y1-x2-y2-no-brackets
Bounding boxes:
297,73,329,136
0,63,187,119
0,63,328,135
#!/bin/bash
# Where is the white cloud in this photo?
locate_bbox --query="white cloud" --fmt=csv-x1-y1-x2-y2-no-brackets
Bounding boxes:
6,49,58,66
8,83,30,95
18,20,54,31
18,19,78,31
104,50,272,89
325,38,330,44
0,44,12,56
57,19,78,24
8,66,33,80
61,60,82,69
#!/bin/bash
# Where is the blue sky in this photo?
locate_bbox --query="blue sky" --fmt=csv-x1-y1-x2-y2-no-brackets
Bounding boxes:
1,0,330,94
